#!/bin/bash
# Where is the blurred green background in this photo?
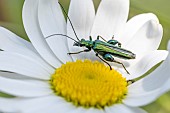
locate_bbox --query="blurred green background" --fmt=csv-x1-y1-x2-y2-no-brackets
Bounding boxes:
0,0,170,113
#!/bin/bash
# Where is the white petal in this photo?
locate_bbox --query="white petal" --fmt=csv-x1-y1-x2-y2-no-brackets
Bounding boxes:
68,107,104,113
85,108,105,113
67,0,95,60
0,76,52,97
0,29,54,73
168,40,170,51
31,99,76,113
67,107,87,113
38,0,73,63
23,0,61,68
124,76,170,107
0,27,36,52
123,20,163,57
91,0,129,39
0,95,61,113
127,50,168,80
123,86,168,107
27,96,75,113
120,13,159,44
129,50,170,91
123,45,170,106
0,52,51,80
105,104,147,113
0,71,34,80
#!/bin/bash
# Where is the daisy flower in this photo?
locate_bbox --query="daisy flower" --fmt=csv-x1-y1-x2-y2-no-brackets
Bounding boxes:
0,0,170,113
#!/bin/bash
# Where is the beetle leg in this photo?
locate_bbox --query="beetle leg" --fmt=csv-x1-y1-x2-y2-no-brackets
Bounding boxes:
107,39,122,47
89,36,92,41
68,49,91,55
127,79,135,85
102,53,130,74
112,60,130,74
97,35,107,42
118,42,121,47
95,53,112,70
112,35,114,39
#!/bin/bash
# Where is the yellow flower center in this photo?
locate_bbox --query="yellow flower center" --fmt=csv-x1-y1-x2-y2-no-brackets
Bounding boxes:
50,60,127,108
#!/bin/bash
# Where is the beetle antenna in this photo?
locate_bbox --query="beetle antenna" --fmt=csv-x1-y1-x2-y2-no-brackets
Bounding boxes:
45,34,79,43
58,2,80,41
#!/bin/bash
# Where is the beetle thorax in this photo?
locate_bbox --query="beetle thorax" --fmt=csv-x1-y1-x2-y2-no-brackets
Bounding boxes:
81,39,93,48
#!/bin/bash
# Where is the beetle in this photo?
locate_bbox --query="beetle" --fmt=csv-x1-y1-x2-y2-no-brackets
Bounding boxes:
69,35,135,74
46,2,136,74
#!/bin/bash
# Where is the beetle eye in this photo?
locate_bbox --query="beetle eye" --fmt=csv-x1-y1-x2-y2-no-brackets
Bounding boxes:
73,42,79,46
80,44,84,47
81,39,85,41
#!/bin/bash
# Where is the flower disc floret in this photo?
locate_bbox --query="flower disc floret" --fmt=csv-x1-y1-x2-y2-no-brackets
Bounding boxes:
51,60,128,108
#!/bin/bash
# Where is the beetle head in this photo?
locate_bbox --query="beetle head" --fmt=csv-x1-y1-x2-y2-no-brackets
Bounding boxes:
73,42,81,46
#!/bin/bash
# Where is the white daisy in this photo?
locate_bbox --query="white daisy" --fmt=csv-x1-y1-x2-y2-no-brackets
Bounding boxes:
0,0,169,113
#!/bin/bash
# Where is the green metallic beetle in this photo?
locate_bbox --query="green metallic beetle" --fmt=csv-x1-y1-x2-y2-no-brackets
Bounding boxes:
46,2,136,74
69,36,136,74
